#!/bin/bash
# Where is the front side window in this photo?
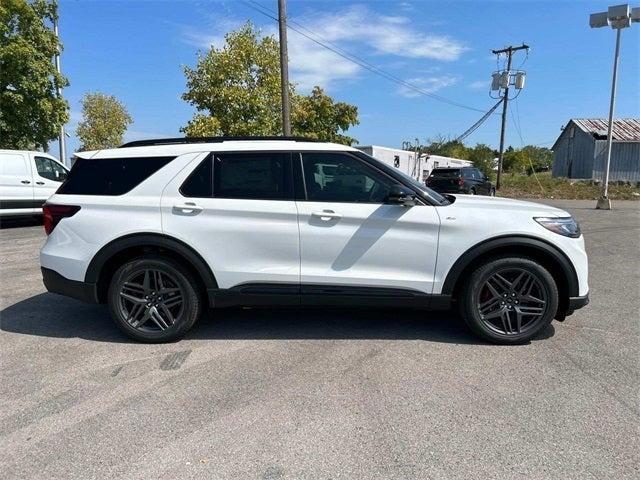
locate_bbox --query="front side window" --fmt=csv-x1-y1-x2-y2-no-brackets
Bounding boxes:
214,152,289,200
35,157,67,182
302,153,392,203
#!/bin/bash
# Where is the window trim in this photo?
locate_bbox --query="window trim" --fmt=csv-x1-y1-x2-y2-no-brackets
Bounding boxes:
296,151,427,205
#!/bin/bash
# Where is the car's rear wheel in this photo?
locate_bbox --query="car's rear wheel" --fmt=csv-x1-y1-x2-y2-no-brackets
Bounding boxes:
460,257,558,344
469,187,476,195
107,255,202,343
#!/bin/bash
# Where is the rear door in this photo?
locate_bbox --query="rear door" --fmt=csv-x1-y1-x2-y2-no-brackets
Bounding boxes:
295,152,440,295
32,155,69,204
161,151,300,292
0,151,35,215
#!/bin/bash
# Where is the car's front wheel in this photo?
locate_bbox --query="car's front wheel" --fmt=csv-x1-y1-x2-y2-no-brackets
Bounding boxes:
460,257,558,344
107,255,202,343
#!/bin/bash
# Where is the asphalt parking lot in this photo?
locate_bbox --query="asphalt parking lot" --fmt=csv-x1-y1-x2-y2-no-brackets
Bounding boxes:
0,199,638,479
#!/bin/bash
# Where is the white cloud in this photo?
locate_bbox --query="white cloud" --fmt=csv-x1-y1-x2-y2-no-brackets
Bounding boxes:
180,5,467,91
396,76,458,98
468,80,487,90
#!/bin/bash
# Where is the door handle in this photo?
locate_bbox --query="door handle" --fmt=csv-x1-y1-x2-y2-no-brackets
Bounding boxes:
21,180,31,184
172,202,204,216
36,181,45,185
311,210,342,220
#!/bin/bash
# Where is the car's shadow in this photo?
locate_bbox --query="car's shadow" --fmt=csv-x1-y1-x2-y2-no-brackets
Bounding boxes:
0,293,555,345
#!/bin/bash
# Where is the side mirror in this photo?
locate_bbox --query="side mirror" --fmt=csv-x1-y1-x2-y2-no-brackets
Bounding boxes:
386,184,416,207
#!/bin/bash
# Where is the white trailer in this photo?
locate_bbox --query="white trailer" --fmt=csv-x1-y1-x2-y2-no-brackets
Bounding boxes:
357,145,472,183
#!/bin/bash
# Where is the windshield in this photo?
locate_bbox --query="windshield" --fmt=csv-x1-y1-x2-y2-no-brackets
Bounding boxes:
353,151,450,205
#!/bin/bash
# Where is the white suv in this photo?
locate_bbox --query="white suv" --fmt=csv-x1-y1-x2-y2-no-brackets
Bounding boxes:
40,137,589,344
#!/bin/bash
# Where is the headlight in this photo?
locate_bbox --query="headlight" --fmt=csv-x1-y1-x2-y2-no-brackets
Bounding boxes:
534,217,581,238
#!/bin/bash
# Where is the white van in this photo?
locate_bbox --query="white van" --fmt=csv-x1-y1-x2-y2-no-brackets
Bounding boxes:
0,149,69,217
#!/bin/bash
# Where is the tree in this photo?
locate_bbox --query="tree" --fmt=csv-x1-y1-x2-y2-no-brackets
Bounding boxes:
468,143,496,179
0,0,69,150
521,145,553,173
181,22,359,145
76,92,133,150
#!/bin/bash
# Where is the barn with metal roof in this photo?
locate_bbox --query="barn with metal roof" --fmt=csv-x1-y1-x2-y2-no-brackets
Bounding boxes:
552,118,640,183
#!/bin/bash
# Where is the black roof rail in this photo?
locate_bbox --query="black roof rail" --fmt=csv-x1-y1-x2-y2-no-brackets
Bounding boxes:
119,136,320,148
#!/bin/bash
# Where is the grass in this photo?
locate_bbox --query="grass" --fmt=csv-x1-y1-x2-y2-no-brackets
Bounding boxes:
497,172,640,200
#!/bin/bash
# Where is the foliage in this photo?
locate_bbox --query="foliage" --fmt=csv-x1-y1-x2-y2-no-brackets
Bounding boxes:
0,0,69,150
76,92,133,150
181,22,359,145
467,143,495,179
499,171,640,200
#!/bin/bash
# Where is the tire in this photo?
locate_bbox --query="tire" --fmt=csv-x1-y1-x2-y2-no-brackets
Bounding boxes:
469,188,476,195
490,188,496,197
107,255,203,343
459,257,558,344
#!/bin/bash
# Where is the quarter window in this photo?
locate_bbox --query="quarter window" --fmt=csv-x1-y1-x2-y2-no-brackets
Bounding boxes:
301,153,392,203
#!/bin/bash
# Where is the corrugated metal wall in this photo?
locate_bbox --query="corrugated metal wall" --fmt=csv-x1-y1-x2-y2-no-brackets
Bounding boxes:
592,141,640,182
552,126,595,179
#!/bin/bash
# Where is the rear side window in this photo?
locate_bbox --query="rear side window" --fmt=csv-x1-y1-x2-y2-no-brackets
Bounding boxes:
213,152,289,200
57,156,174,195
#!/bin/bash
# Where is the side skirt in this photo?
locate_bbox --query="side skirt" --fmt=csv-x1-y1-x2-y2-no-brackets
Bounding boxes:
208,283,452,310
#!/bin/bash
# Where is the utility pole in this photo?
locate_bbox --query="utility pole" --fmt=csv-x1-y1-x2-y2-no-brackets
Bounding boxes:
492,43,529,189
277,0,291,136
53,16,67,165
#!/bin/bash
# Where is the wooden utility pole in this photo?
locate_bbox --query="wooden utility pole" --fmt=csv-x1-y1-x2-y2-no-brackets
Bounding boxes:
492,43,528,189
278,0,291,136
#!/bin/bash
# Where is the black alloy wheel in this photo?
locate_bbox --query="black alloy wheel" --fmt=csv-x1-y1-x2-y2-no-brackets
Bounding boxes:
460,257,559,344
108,256,202,342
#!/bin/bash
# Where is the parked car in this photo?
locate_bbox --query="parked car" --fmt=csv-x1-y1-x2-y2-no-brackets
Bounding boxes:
0,149,69,217
40,137,588,344
426,167,495,196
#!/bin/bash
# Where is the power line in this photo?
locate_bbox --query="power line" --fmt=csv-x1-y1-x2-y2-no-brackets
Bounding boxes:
240,0,491,114
455,98,503,142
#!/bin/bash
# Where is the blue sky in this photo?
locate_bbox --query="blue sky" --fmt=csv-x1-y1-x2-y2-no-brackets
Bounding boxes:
52,0,639,159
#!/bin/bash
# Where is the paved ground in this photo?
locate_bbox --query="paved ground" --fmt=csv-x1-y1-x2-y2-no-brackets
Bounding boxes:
0,200,638,480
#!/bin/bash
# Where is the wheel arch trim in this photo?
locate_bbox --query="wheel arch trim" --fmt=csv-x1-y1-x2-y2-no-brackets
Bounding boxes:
84,233,218,290
441,235,579,297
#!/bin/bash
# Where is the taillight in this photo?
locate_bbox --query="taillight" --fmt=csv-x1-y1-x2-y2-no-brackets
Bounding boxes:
43,203,80,235
458,178,465,186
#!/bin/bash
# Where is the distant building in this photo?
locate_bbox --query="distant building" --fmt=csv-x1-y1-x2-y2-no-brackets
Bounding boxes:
551,118,640,182
356,145,472,183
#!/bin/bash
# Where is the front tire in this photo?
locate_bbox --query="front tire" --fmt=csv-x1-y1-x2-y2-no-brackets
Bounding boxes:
459,257,558,344
107,255,202,343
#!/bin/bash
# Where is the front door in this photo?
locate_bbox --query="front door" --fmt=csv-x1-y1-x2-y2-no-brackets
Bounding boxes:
161,151,300,290
33,155,68,204
0,151,35,214
295,152,441,294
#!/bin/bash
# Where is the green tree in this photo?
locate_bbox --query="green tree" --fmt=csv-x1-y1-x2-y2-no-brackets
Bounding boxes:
76,92,133,150
468,143,496,179
0,0,69,149
521,145,553,173
181,22,359,145
423,137,471,159
503,146,530,173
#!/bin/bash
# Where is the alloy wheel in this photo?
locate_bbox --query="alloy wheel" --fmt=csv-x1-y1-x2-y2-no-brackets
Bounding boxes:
118,268,184,332
476,268,548,335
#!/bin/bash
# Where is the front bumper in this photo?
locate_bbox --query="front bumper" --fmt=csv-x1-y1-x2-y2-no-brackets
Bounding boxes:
568,293,589,314
42,267,99,303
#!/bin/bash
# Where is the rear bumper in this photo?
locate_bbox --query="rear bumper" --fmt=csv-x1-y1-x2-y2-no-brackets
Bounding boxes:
41,267,99,303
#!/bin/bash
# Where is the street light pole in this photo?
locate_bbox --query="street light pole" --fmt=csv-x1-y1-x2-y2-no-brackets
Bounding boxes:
53,16,67,166
590,4,639,210
599,27,622,208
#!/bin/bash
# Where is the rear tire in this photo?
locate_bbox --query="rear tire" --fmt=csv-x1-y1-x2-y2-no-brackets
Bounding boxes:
469,188,476,195
459,257,558,344
107,255,202,343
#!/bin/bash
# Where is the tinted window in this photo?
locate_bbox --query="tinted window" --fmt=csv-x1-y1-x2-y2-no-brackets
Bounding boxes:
57,156,174,195
213,153,289,200
302,153,392,203
430,168,460,178
180,155,213,198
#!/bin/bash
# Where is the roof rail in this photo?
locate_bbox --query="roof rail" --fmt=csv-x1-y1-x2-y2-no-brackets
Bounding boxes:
119,136,319,148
